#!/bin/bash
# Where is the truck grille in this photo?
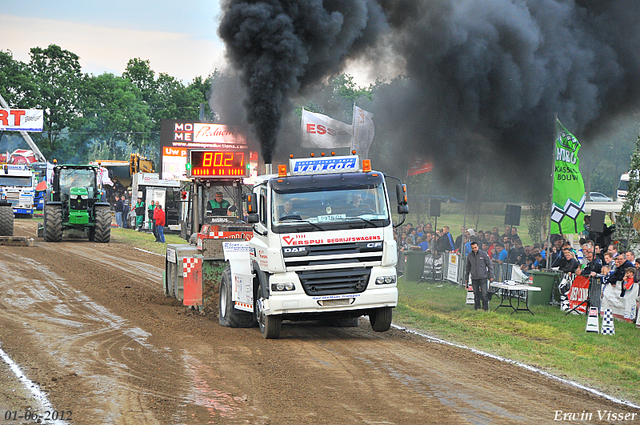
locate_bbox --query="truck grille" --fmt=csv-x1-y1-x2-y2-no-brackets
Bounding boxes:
297,267,371,296
283,242,383,269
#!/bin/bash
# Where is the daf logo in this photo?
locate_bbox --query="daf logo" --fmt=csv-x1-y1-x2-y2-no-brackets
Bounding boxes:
283,247,306,253
366,242,382,248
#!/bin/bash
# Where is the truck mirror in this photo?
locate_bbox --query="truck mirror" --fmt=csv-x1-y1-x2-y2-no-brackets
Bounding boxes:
396,184,407,205
247,214,259,223
397,204,409,215
246,194,258,215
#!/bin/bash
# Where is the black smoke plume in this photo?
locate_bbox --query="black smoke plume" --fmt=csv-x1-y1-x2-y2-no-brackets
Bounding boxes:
371,0,640,188
218,0,640,189
218,0,386,163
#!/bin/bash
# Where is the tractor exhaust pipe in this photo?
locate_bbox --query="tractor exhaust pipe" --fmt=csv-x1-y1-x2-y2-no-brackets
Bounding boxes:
264,163,272,175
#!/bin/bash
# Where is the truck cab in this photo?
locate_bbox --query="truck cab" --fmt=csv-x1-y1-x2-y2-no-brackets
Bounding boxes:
225,154,408,338
0,164,36,217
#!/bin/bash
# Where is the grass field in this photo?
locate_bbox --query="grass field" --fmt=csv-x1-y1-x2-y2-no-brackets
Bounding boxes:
394,277,640,405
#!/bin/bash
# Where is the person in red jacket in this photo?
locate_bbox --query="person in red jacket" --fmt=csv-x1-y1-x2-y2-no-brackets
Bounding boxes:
153,201,166,243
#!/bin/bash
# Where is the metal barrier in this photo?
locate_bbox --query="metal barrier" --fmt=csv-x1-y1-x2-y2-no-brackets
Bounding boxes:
421,252,444,282
588,276,602,310
559,273,602,313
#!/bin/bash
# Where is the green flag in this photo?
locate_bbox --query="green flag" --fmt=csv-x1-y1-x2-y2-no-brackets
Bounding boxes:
550,119,585,234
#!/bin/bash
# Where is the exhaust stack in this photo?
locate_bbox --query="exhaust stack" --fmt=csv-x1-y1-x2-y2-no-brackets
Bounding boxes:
264,163,272,175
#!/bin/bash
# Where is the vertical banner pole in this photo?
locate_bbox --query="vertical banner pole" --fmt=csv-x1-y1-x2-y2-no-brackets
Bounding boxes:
546,114,557,271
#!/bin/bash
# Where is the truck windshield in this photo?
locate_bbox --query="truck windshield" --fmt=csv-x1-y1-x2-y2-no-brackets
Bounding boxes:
270,173,390,233
617,179,628,191
0,176,32,187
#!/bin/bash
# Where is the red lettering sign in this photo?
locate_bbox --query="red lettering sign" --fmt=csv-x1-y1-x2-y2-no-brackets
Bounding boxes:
0,110,23,126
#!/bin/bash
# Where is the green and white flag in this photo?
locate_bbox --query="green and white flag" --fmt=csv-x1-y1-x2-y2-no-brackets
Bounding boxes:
550,119,585,234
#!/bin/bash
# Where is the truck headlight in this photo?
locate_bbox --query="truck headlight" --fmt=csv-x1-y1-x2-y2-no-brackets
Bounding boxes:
375,275,396,285
271,282,295,291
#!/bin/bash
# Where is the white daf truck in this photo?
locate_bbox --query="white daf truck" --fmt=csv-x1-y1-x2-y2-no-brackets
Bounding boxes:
0,164,36,217
219,154,408,338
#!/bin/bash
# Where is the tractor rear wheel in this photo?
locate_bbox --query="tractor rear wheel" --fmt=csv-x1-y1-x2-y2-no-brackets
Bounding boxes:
94,205,111,243
44,204,63,242
0,205,14,236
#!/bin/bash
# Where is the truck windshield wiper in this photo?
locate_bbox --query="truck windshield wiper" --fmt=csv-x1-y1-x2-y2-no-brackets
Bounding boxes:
288,219,324,231
346,216,379,228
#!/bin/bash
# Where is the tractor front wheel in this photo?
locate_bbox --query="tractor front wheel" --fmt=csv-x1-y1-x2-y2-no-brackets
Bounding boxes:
44,204,63,242
93,205,111,243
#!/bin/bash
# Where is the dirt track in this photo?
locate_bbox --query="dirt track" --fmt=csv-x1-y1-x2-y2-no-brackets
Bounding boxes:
1,220,638,424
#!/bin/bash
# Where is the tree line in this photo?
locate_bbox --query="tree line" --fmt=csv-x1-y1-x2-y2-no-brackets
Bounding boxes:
0,44,213,164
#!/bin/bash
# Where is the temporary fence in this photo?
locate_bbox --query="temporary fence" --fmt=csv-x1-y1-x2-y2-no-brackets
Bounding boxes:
559,273,603,314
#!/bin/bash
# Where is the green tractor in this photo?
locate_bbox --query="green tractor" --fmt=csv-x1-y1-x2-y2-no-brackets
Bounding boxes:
43,165,111,243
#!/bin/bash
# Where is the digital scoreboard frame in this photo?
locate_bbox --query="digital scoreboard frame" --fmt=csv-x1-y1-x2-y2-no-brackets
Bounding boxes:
187,149,250,178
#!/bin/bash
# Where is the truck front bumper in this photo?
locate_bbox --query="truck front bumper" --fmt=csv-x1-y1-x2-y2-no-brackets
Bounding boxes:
263,267,398,316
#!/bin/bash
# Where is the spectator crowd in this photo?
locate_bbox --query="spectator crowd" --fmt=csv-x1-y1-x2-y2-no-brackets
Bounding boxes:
396,220,640,324
395,221,639,280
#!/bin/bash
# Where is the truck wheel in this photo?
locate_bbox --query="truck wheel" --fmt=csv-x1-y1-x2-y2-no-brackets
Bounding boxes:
0,205,14,236
93,206,111,243
218,266,254,328
256,281,281,339
44,204,63,242
369,307,393,332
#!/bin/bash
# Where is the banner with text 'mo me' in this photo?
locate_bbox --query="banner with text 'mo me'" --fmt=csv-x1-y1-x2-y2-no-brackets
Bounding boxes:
550,119,585,234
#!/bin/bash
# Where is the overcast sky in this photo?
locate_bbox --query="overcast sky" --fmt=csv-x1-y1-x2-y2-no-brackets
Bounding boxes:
1,0,226,82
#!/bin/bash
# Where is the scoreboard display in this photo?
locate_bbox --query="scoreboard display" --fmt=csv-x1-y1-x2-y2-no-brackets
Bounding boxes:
187,149,250,178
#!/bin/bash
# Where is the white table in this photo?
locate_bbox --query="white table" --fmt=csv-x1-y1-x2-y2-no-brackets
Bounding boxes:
490,281,541,315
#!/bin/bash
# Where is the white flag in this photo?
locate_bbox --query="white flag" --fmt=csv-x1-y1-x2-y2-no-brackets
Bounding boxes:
301,108,352,148
99,167,114,186
352,105,375,159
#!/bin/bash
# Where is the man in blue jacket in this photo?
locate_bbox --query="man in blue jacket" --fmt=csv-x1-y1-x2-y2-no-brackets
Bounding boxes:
465,241,495,311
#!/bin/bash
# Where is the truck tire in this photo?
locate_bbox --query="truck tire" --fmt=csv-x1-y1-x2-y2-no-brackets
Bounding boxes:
0,205,13,236
93,206,111,243
369,307,393,332
218,266,254,328
256,281,282,339
44,204,63,242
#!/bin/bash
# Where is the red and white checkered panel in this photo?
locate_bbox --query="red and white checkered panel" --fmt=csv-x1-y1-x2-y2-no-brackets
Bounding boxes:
183,257,201,278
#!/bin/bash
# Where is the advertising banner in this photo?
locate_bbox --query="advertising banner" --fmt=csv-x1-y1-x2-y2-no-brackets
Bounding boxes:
301,109,352,148
407,157,433,176
568,275,589,314
160,120,249,181
0,109,44,132
550,119,585,234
